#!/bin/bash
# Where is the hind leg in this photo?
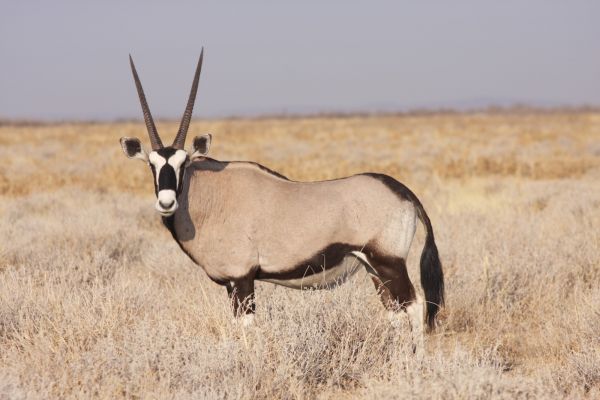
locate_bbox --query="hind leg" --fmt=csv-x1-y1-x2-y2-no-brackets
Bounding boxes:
367,257,424,356
405,295,424,358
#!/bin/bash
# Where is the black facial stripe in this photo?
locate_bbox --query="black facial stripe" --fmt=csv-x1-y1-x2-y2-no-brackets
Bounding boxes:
149,163,158,196
156,147,178,158
158,164,177,191
177,163,186,195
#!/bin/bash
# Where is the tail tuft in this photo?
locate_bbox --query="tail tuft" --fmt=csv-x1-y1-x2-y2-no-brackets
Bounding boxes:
420,234,444,331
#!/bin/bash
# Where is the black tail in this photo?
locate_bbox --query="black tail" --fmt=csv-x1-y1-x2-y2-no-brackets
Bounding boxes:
415,203,444,331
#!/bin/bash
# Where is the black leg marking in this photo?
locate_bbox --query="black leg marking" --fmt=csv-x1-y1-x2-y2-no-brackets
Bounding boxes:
368,257,416,311
227,278,256,317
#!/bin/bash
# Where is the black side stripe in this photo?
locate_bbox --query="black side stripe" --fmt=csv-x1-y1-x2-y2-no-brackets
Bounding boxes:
256,243,360,281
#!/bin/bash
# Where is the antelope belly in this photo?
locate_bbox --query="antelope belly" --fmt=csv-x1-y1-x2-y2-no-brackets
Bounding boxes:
257,255,363,290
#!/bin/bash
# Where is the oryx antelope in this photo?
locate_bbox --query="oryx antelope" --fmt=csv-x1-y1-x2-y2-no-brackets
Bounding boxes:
120,50,445,349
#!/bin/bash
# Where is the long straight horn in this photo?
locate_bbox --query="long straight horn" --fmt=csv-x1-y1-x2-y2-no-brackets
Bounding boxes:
129,55,163,150
173,49,204,149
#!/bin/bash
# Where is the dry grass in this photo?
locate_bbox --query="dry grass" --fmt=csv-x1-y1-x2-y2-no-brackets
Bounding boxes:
0,111,599,399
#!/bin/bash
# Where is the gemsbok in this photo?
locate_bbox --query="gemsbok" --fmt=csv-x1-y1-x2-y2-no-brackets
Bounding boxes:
120,50,444,352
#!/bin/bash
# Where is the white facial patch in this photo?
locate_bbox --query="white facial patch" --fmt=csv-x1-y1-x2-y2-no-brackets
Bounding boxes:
148,151,167,186
167,149,188,187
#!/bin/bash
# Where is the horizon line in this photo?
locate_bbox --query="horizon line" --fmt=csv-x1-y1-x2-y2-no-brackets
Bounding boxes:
2,104,600,126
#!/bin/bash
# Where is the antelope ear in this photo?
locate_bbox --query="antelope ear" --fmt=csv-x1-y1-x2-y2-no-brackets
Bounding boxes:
189,134,212,161
120,137,148,162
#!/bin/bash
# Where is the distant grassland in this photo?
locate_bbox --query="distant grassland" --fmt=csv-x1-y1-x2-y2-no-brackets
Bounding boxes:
1,112,599,196
0,111,599,399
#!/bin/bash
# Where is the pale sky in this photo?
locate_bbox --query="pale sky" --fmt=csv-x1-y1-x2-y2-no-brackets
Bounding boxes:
1,0,599,120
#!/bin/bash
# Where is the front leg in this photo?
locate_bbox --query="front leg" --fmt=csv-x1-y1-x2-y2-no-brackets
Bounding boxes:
226,277,255,326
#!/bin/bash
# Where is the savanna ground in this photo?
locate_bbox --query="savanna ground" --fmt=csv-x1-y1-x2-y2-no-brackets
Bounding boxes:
0,111,599,399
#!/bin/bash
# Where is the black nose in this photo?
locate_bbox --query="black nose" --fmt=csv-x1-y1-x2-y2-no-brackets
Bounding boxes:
159,200,174,209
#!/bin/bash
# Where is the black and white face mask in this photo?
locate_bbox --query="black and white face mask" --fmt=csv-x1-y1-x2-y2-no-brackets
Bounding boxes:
148,147,188,216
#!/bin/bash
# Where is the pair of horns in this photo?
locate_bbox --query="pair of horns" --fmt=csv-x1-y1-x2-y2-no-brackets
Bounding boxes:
129,48,204,150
